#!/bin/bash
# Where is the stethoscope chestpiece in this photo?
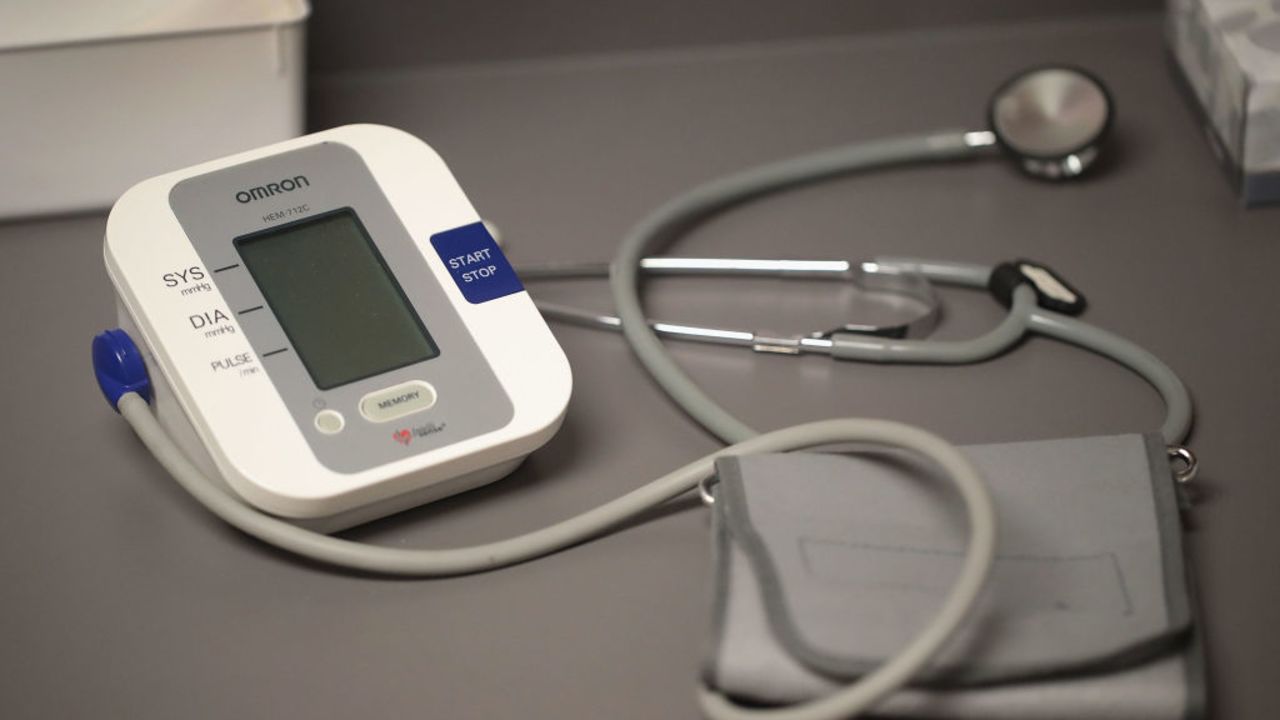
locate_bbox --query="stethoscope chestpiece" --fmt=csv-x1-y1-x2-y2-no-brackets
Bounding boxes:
987,66,1113,181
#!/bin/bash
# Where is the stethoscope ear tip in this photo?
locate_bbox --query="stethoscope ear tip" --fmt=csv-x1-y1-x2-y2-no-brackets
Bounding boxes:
988,65,1113,181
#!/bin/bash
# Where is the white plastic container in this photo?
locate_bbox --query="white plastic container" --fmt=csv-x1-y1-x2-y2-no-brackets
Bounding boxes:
0,1,309,220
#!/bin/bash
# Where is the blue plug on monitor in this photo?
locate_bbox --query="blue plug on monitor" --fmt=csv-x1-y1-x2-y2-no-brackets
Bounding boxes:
93,328,152,411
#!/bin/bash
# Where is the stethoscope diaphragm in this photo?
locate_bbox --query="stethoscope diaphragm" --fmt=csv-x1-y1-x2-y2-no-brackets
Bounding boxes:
988,66,1113,180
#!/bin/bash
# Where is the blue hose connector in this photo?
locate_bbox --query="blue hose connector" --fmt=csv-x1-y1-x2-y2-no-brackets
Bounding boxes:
93,328,152,411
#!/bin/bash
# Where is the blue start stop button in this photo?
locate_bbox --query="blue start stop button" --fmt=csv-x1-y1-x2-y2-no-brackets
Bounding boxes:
429,222,524,304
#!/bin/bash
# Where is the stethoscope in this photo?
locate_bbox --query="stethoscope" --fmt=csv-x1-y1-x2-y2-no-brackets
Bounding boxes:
111,65,1195,720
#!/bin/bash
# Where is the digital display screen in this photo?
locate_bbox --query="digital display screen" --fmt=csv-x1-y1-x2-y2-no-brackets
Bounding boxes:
235,208,438,390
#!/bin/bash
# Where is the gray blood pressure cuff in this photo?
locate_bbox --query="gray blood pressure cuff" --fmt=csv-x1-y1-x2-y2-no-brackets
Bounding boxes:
705,434,1206,719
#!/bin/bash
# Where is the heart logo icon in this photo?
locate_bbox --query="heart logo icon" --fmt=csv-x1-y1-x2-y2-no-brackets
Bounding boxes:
392,429,412,446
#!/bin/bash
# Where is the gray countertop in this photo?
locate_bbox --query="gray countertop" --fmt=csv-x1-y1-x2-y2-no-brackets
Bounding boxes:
3,10,1278,719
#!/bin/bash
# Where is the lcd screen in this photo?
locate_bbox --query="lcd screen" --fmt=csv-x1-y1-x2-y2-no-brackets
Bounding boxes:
235,208,438,390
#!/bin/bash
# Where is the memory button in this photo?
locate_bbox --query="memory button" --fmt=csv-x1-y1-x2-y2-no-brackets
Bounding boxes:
358,380,437,423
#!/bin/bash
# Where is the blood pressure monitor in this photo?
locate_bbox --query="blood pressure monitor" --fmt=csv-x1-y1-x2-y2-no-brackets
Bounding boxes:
104,124,572,531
